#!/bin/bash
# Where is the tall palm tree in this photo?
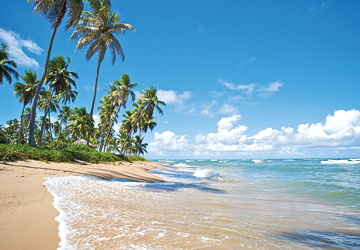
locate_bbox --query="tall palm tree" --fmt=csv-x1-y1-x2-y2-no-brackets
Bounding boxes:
28,0,84,146
101,73,137,152
37,90,59,146
0,43,19,85
120,87,165,153
70,0,135,146
13,71,38,143
57,105,72,141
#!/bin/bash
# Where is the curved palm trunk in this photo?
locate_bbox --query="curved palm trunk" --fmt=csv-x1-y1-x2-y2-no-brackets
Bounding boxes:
87,60,101,147
29,26,58,146
38,109,49,147
17,104,26,144
48,109,53,142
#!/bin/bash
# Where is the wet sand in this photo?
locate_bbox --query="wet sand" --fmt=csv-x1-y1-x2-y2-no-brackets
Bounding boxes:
0,159,167,250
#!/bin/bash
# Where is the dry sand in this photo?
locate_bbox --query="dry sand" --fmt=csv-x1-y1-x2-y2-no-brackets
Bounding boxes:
0,159,168,250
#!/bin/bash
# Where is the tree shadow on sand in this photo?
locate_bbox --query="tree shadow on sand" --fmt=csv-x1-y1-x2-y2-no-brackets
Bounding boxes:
273,229,360,249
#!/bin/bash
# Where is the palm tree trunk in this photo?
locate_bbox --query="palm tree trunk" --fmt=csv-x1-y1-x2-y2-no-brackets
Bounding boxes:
103,101,123,152
29,25,58,146
48,109,53,142
87,60,102,147
38,109,48,147
18,103,25,144
57,101,66,142
17,104,26,144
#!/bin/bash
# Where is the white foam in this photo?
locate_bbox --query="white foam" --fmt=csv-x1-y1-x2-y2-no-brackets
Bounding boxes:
173,163,191,168
320,159,360,165
193,168,221,180
252,159,264,163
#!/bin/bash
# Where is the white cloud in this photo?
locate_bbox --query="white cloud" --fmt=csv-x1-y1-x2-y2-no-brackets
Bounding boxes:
219,104,238,114
157,89,191,112
0,28,42,68
149,109,360,157
200,100,217,117
309,0,335,12
239,56,256,68
219,79,283,97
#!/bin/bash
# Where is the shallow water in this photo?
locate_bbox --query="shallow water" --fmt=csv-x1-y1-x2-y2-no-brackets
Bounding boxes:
45,159,360,249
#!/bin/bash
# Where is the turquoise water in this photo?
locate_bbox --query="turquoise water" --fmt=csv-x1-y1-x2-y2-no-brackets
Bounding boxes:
45,158,360,249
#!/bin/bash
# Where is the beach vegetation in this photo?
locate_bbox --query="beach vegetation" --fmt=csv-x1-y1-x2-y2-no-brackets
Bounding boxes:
0,142,145,163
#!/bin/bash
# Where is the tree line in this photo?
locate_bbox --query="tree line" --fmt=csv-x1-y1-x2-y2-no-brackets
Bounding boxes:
0,0,165,156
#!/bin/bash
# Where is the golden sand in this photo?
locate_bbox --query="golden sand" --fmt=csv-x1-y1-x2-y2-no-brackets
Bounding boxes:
0,159,168,250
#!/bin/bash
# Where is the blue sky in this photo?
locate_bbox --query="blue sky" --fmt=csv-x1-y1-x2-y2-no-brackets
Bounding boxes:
1,0,359,159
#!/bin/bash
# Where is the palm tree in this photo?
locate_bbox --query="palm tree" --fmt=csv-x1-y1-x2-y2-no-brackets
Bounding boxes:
0,43,19,85
70,0,135,146
37,90,59,146
13,71,38,143
57,105,72,141
28,0,84,146
46,56,78,96
68,107,93,141
101,73,137,152
133,135,148,156
120,87,165,153
46,55,78,138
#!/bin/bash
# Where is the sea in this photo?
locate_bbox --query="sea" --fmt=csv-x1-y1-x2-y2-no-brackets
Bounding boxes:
44,158,360,249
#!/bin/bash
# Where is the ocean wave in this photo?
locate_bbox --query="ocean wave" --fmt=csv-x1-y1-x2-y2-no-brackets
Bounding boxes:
320,159,360,165
252,159,264,164
193,168,222,181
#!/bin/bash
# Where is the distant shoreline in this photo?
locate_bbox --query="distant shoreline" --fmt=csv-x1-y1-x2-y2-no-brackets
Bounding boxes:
0,159,169,250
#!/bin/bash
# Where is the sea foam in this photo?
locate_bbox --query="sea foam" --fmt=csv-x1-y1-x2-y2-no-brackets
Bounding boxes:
320,159,360,164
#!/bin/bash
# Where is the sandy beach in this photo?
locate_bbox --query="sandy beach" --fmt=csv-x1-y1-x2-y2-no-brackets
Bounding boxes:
0,159,167,250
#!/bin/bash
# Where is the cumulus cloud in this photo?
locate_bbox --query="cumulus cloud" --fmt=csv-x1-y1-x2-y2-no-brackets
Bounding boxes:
0,28,42,68
219,79,283,97
148,109,360,157
157,90,191,112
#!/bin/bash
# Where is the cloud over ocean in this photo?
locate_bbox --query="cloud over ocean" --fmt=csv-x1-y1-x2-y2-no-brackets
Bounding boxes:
148,109,360,158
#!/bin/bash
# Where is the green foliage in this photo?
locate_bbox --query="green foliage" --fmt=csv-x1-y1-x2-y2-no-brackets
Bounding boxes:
0,142,146,164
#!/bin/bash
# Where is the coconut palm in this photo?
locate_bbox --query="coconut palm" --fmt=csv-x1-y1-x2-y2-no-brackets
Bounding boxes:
69,0,135,146
68,107,93,141
46,56,78,96
28,0,84,146
133,135,148,156
13,71,38,143
37,90,59,146
101,73,137,152
57,105,73,141
0,43,19,85
120,87,165,153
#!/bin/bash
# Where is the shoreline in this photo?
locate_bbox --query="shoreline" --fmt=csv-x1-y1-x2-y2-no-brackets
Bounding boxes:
0,159,168,250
